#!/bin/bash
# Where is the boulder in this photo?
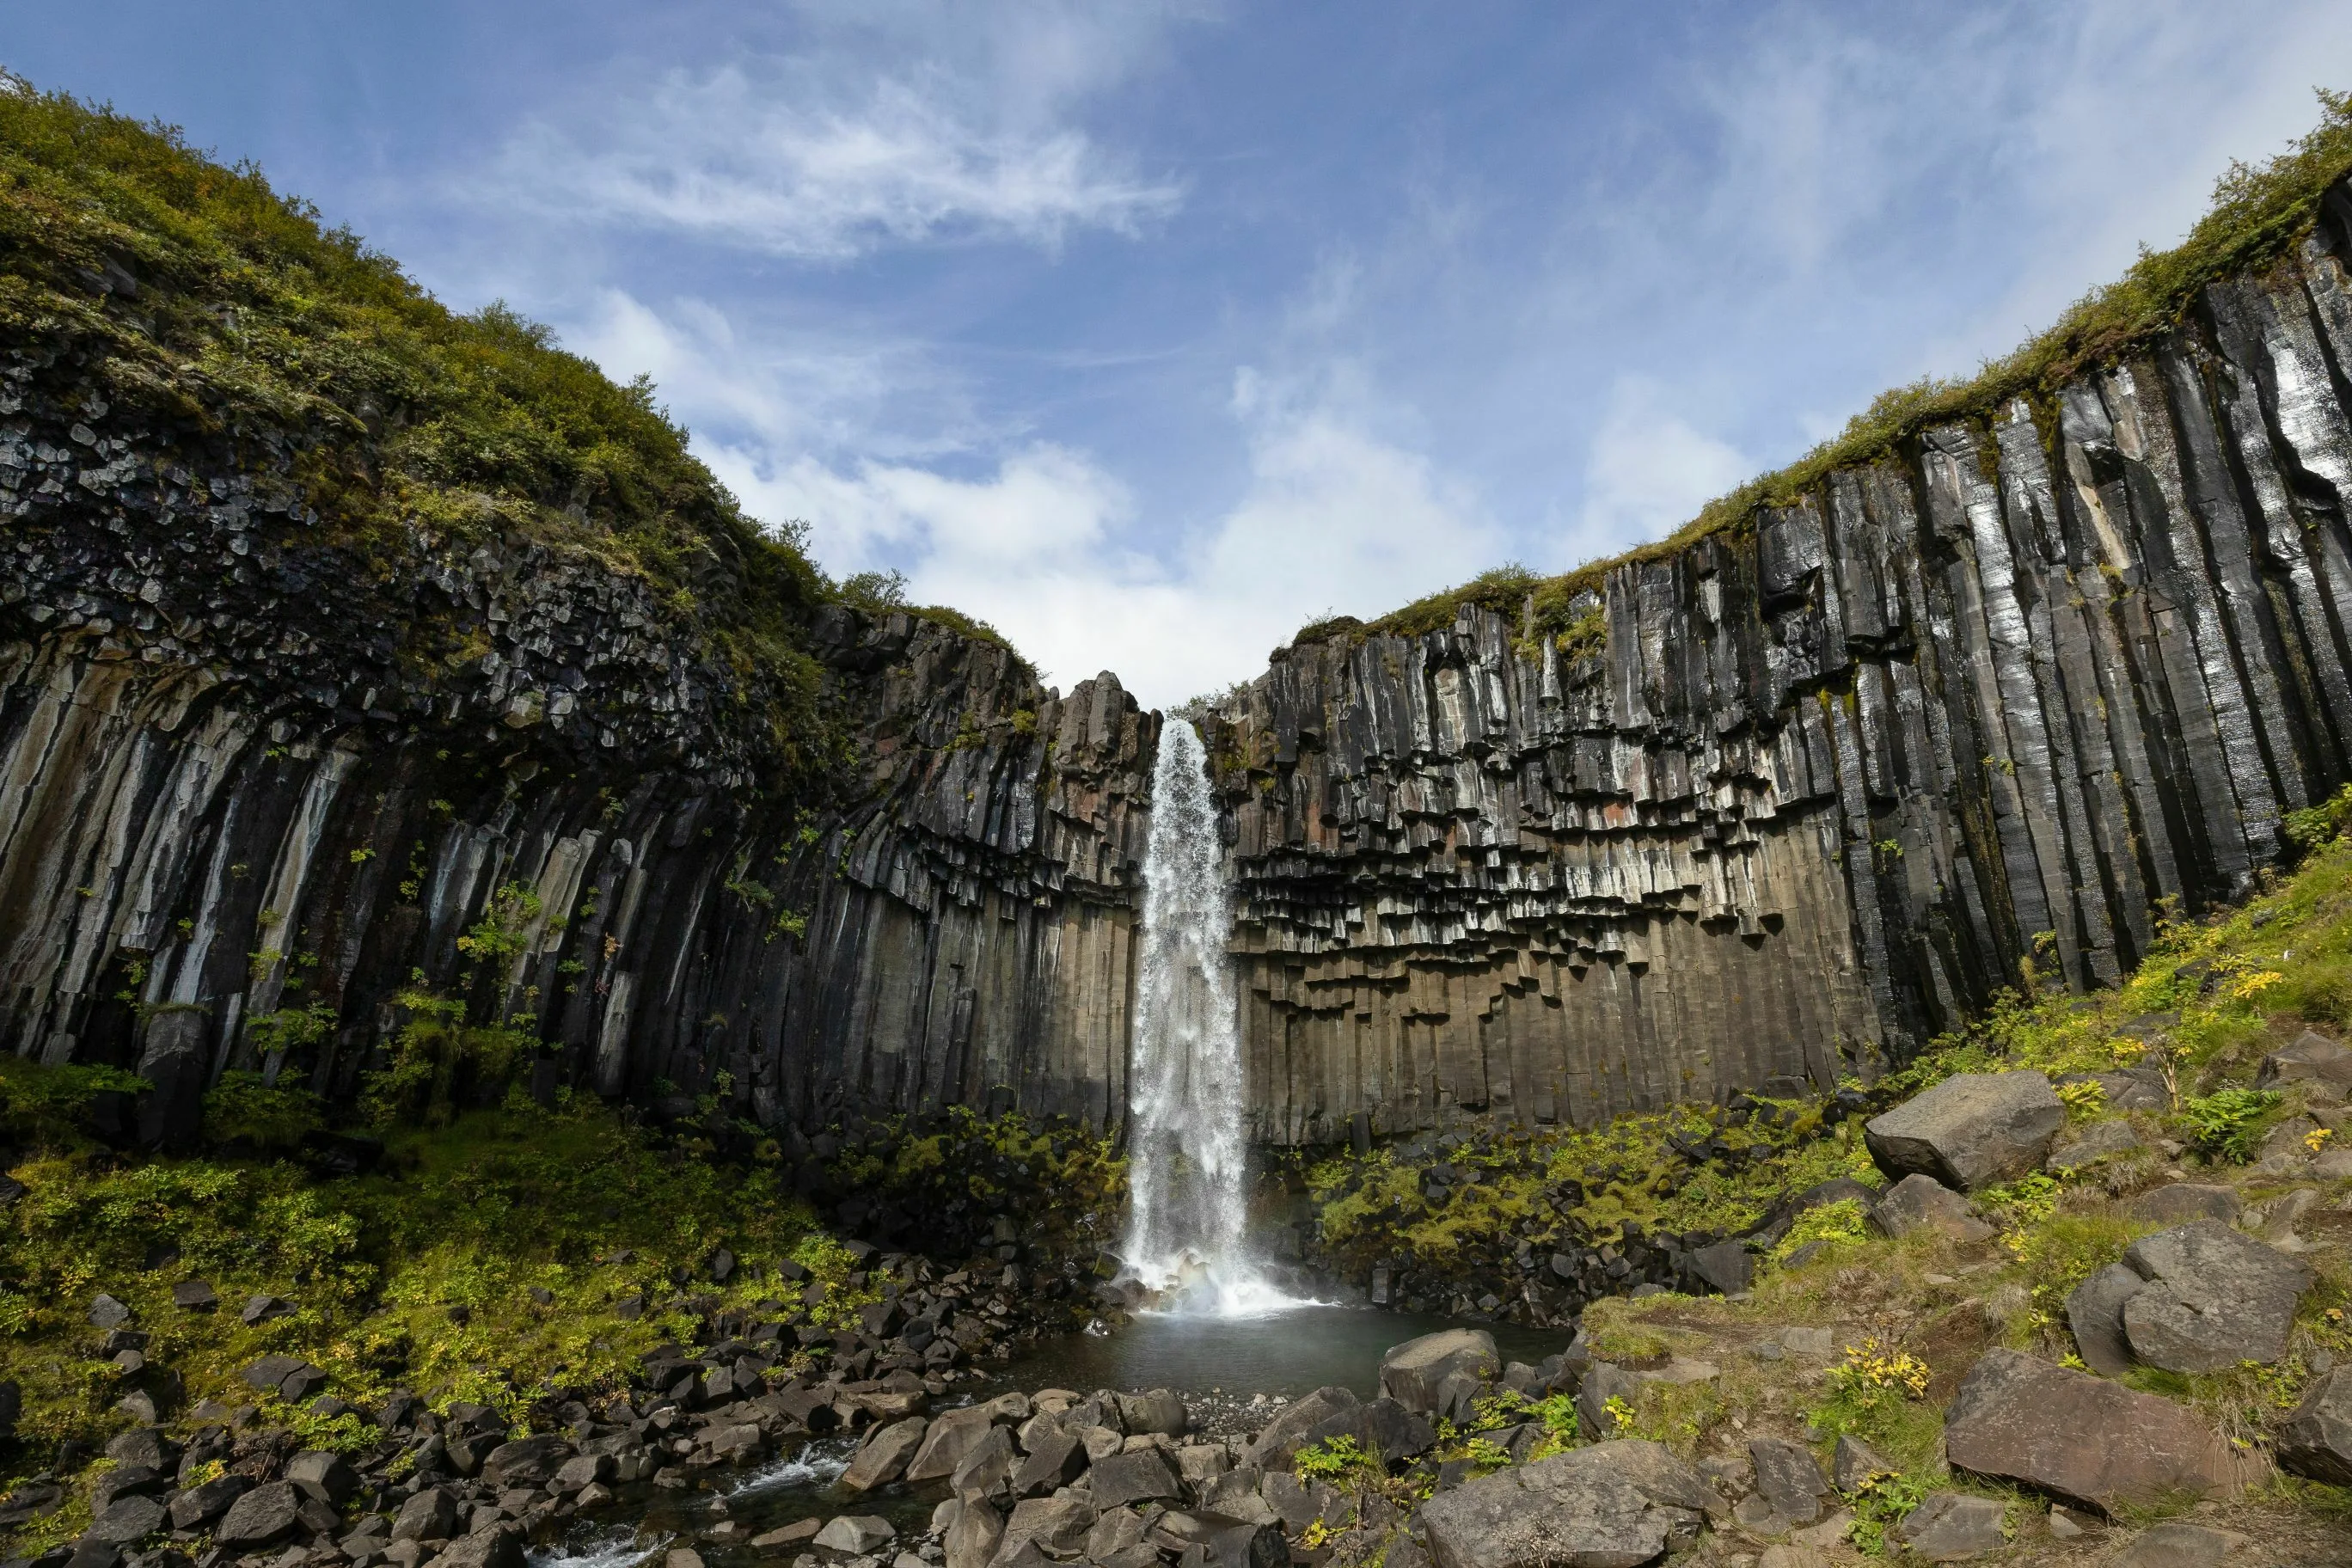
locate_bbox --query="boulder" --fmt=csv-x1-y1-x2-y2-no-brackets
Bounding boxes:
554,1453,615,1493
995,1495,1096,1560
1894,1492,2006,1560
2119,1221,2311,1371
2046,1119,2143,1173
1361,1395,1435,1463
167,1474,248,1528
1830,1435,1891,1494
170,1279,217,1311
1687,1240,1753,1295
1379,1329,1498,1413
1864,1072,2065,1191
214,1480,302,1547
103,1428,177,1472
1089,1448,1182,1509
1243,1385,1365,1470
943,1500,1003,1568
2112,1522,2254,1566
842,1416,929,1492
481,1433,572,1489
285,1450,357,1507
1747,1436,1831,1526
88,1294,133,1329
1009,1429,1086,1497
391,1486,460,1541
907,1398,1022,1483
2275,1366,2352,1484
2128,1185,2241,1225
439,1526,524,1568
1576,1363,1644,1442
83,1495,167,1545
1117,1388,1187,1436
1942,1349,2252,1511
1143,1510,1287,1568
812,1516,895,1555
1418,1441,1711,1568
2256,1030,2352,1092
2063,1263,2144,1378
948,1426,1019,1499
1872,1174,1995,1242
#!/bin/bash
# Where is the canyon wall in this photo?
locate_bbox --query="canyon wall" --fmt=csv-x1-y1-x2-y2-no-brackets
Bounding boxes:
0,352,1155,1142
14,181,2352,1151
1212,203,2352,1143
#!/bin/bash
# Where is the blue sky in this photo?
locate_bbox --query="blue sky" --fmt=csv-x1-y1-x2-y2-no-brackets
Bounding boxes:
12,3,2351,704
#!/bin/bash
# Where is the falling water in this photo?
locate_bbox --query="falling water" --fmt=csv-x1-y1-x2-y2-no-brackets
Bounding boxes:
1120,720,1299,1316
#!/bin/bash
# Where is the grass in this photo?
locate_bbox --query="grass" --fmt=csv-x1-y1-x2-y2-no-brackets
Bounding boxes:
1295,89,2352,658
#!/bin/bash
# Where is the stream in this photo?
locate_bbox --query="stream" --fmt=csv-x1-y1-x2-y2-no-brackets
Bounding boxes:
527,1304,1569,1568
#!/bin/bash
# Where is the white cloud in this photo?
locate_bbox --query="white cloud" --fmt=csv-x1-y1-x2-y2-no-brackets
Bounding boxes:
478,3,1190,260
1576,377,1750,559
707,387,1496,706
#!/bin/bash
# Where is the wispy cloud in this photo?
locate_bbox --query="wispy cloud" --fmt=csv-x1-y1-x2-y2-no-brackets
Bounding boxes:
1577,377,1749,554
491,65,1181,258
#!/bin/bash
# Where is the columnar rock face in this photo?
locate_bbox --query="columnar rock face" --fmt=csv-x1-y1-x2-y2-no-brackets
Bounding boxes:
0,350,1153,1134
16,182,2352,1148
1206,191,2352,1142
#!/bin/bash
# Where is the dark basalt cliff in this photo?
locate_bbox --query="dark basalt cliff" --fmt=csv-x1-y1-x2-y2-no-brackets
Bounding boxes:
1208,206,2352,1142
0,351,1155,1139
11,120,2352,1151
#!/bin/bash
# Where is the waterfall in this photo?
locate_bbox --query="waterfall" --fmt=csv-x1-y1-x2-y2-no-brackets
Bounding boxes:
1120,720,1298,1316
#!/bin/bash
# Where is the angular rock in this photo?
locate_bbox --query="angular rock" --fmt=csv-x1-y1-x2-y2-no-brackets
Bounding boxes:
1872,1173,1995,1242
1084,1505,1147,1562
1418,1441,1711,1568
83,1494,167,1545
2276,1365,2352,1484
214,1480,302,1547
1361,1395,1434,1464
1088,1447,1181,1509
2065,1263,2145,1377
481,1433,572,1489
944,1500,1003,1568
1865,1072,2065,1191
2128,1184,2242,1225
168,1473,249,1528
1008,1429,1086,1498
995,1495,1095,1560
841,1417,928,1492
1747,1436,1831,1526
1895,1492,2006,1560
103,1428,177,1472
241,1293,293,1324
285,1450,357,1506
1148,1510,1288,1568
813,1516,895,1556
1576,1363,1643,1442
1830,1435,1890,1494
391,1486,459,1541
1379,1329,1498,1414
1116,1388,1186,1436
2046,1119,2143,1173
949,1425,1018,1499
2257,1030,2352,1092
2119,1221,2311,1371
907,1400,1016,1483
88,1294,132,1329
1687,1240,1753,1295
1942,1349,2252,1511
554,1453,615,1493
439,1526,524,1568
1243,1385,1365,1470
170,1279,217,1311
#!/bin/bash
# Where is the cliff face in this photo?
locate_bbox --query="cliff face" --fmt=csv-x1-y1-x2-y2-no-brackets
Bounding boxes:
12,119,2352,1155
0,351,1155,1142
1210,209,2352,1143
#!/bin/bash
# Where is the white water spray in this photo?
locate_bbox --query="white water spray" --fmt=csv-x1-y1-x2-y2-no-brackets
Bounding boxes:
1120,720,1303,1316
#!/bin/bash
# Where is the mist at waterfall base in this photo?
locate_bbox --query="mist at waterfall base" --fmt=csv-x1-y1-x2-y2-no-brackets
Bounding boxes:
1116,721,1308,1318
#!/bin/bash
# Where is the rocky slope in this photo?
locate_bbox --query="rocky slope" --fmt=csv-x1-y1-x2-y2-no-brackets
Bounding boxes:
1205,174,2352,1142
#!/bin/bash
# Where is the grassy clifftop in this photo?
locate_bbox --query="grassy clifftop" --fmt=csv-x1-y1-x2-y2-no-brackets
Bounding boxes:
1305,89,2352,655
